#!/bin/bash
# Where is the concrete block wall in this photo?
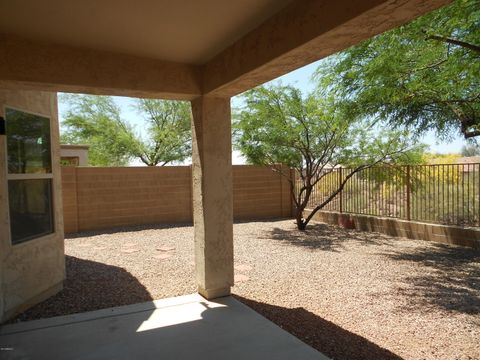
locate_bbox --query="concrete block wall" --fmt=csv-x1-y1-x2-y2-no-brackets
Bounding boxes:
63,166,192,232
233,165,292,220
61,167,78,234
306,210,480,250
62,165,293,233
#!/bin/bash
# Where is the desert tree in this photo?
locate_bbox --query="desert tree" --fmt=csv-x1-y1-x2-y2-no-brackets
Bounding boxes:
315,0,480,140
234,84,424,230
61,94,191,166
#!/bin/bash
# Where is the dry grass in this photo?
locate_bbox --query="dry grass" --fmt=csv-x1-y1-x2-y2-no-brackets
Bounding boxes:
10,220,480,360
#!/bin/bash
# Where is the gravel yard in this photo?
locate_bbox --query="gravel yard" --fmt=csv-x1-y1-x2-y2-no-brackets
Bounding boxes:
10,220,480,360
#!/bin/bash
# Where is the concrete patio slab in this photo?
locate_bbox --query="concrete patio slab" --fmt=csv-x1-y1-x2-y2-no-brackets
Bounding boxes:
0,294,328,360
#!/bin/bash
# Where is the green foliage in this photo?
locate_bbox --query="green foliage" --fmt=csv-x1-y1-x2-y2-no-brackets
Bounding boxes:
133,99,191,166
60,94,136,166
234,84,425,229
61,94,191,166
423,152,460,164
235,84,424,170
235,85,346,169
315,0,480,140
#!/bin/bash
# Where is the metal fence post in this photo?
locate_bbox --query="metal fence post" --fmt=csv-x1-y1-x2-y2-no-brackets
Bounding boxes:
291,167,297,217
478,164,480,226
339,167,343,213
406,165,411,221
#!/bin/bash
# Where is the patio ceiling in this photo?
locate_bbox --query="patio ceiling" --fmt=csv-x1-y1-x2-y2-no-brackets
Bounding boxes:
0,0,294,65
0,0,452,100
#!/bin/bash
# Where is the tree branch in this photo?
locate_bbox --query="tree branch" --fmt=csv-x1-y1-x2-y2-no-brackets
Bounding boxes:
426,34,480,53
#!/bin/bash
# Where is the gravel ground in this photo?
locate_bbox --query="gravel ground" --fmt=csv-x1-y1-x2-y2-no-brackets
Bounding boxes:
9,220,480,360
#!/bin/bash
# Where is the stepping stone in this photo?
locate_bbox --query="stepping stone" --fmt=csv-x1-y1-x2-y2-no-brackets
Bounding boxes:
76,243,90,248
154,253,173,260
120,248,139,253
235,274,250,283
157,246,175,252
93,246,107,251
235,264,253,272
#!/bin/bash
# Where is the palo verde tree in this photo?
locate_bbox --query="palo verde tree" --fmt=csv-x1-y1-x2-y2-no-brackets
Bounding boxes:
133,99,191,166
315,0,480,140
234,84,424,230
61,94,191,166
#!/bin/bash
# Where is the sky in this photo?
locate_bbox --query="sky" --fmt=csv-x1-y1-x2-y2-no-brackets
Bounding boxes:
58,58,468,166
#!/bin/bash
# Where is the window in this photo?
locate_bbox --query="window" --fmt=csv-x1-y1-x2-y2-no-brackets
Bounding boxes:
5,108,54,244
60,157,79,167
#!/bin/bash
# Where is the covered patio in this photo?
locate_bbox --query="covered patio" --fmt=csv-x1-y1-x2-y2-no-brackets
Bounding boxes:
0,0,451,358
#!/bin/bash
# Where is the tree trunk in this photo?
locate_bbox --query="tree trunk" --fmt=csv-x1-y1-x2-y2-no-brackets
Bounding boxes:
295,203,307,231
296,220,307,231
292,166,368,231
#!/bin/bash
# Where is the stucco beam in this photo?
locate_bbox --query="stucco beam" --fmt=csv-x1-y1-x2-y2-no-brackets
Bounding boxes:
0,35,202,100
202,0,452,97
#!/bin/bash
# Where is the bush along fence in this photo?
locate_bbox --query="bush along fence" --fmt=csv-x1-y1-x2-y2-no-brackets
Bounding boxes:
298,163,480,227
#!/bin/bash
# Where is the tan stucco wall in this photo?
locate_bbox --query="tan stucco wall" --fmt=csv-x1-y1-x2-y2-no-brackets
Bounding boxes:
203,0,452,96
0,89,65,322
61,165,292,234
306,210,480,250
60,145,89,166
191,96,234,299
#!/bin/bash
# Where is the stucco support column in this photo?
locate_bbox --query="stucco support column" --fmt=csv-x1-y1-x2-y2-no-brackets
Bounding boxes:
191,96,233,299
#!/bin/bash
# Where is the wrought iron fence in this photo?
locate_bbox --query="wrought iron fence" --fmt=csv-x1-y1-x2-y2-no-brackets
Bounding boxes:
296,163,480,227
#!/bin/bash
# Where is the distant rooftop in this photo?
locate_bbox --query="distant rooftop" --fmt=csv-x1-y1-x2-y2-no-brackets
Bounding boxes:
457,156,480,164
60,144,90,150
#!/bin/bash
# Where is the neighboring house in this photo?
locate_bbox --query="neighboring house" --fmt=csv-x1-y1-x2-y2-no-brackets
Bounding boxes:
457,157,480,173
457,156,480,164
427,155,480,172
60,144,89,166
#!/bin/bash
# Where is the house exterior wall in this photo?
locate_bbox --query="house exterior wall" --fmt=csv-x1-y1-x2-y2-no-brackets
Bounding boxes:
60,144,89,166
61,165,293,233
0,89,65,322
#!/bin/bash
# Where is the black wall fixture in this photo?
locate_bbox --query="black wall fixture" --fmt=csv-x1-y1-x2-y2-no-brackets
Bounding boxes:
0,116,5,135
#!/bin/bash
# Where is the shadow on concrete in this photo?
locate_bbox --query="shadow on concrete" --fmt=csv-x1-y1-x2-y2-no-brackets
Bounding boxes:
234,295,403,360
2,295,326,360
266,222,395,252
9,255,153,323
382,243,480,314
